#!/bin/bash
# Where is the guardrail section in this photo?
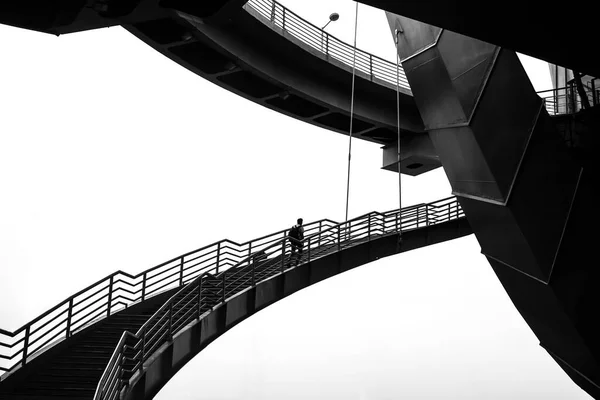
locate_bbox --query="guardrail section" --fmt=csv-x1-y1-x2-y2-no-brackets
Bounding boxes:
538,78,600,115
94,197,464,400
243,0,411,92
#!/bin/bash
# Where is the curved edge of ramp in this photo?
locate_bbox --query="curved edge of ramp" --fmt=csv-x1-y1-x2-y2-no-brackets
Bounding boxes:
124,218,471,400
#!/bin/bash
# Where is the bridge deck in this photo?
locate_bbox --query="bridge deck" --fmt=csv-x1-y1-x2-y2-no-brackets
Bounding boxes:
0,197,471,400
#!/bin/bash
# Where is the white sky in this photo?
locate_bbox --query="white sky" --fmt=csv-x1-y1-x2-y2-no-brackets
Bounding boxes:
0,0,588,398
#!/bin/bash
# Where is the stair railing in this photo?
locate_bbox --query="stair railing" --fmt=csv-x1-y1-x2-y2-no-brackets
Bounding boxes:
1,197,464,379
0,219,336,376
94,197,465,400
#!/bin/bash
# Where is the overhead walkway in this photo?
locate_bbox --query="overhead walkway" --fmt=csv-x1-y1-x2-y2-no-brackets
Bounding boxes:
0,197,471,400
243,0,407,92
0,0,442,176
124,0,438,175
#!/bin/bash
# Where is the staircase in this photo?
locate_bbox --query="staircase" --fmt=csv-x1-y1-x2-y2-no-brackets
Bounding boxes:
0,291,178,400
0,197,468,400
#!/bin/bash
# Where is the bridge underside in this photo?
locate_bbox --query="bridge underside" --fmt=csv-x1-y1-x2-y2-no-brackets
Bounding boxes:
0,0,443,177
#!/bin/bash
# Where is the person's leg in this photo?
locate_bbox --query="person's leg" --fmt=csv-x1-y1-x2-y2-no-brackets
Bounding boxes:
295,243,303,266
289,241,297,266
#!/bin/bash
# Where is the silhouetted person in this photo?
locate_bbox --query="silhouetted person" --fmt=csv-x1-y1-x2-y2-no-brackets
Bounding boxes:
288,218,304,266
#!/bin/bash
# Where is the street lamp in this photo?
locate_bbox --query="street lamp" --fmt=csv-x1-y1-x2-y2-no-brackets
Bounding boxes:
320,13,339,53
321,13,340,30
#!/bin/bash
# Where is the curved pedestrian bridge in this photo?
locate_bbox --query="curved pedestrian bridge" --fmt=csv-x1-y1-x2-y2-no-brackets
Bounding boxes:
243,0,410,92
0,197,470,400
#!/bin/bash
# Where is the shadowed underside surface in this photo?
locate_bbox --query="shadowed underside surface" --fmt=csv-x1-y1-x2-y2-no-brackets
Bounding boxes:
0,0,442,176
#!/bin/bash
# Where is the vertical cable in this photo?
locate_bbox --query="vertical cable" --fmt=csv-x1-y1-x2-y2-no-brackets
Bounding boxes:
395,29,402,234
345,1,359,223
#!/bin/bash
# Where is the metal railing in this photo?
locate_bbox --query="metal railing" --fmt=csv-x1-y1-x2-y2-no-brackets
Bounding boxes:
0,196,463,379
538,78,600,115
0,220,340,376
243,0,411,93
94,196,464,400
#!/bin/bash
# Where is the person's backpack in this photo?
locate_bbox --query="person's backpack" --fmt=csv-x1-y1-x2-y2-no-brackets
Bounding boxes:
288,225,300,240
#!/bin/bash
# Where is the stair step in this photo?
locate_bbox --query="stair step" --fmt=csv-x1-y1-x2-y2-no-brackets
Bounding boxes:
55,353,111,361
41,365,106,372
79,335,121,341
10,387,95,397
10,384,96,392
52,355,108,363
28,374,100,384
100,322,146,329
67,351,113,358
71,344,117,351
0,395,90,400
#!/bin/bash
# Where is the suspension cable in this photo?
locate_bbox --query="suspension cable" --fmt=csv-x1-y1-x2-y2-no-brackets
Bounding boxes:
344,1,359,223
395,29,402,234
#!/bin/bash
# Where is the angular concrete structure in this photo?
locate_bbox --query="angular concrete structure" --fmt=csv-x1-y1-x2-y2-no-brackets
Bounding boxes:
385,13,596,398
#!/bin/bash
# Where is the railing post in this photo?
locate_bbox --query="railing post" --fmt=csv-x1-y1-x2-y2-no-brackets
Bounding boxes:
318,221,322,247
141,272,147,301
216,242,221,274
337,225,341,252
66,298,73,338
141,327,146,362
107,275,114,317
117,349,126,393
325,35,329,57
282,8,286,30
168,303,173,340
281,233,286,273
222,272,226,303
248,243,252,267
308,237,311,263
368,214,371,240
425,204,429,226
179,256,184,286
270,0,275,22
399,210,403,232
22,325,30,367
448,203,451,221
197,278,203,319
369,54,373,78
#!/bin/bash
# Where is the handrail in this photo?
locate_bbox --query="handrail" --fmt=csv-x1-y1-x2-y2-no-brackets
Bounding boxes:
243,0,411,93
0,197,446,375
537,81,599,115
94,330,135,400
0,216,364,376
94,196,465,399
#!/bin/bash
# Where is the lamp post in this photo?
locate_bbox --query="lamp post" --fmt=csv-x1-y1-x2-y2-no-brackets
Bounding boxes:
320,12,339,54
